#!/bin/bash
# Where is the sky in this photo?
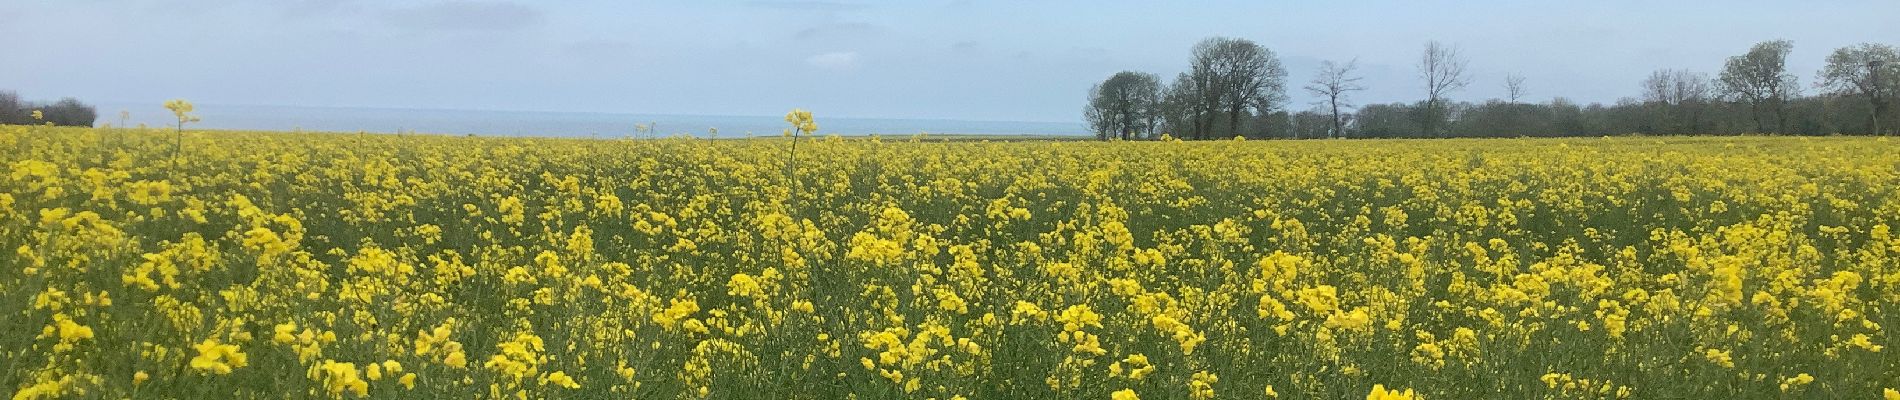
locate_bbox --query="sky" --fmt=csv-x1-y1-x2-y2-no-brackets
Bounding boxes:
3,0,1897,123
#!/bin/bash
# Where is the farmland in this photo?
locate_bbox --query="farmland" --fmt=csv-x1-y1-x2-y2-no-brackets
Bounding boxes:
3,125,1899,399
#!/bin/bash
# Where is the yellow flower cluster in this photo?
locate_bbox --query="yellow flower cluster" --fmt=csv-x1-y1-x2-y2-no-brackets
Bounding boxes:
1367,384,1420,400
189,339,248,375
2,125,1898,398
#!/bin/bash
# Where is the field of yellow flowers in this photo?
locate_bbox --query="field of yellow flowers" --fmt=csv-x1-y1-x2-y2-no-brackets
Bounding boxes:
4,125,1899,399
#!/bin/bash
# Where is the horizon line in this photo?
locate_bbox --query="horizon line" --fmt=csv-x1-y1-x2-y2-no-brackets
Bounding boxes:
86,100,1087,126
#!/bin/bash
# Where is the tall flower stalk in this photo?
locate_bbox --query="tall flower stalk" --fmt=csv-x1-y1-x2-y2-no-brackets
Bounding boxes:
783,108,817,199
163,99,200,173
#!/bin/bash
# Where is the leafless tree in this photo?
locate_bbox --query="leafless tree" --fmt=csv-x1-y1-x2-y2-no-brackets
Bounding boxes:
1719,40,1800,133
1304,59,1364,138
1418,41,1470,136
1643,69,1713,105
1641,69,1714,132
1504,74,1527,104
1818,43,1900,135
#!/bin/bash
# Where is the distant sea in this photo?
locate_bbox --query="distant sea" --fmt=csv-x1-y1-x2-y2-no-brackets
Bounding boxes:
94,103,1089,138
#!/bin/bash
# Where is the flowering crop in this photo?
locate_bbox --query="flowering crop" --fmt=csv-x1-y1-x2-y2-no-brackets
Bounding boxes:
3,125,1899,399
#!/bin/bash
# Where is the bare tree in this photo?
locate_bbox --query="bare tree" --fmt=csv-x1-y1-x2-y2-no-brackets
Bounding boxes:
1182,37,1288,139
1641,69,1715,133
1719,40,1800,133
1418,41,1470,136
1643,69,1713,105
1304,59,1365,138
1818,43,1900,135
1084,71,1164,140
1504,74,1527,104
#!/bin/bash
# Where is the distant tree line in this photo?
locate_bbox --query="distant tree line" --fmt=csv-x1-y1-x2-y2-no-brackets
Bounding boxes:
0,91,97,127
1086,38,1900,139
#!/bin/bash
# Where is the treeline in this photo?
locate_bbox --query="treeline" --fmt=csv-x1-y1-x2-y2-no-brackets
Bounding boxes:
0,91,98,127
1086,39,1899,139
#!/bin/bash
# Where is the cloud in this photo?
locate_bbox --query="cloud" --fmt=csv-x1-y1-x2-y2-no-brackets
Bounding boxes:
745,1,869,12
565,39,635,55
385,1,543,31
272,0,357,19
794,22,885,41
805,51,862,71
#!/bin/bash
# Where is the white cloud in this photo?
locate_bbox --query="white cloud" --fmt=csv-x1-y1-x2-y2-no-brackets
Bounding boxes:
804,51,862,71
385,1,543,31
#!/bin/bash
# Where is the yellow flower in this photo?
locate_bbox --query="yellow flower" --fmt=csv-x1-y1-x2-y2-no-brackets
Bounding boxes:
1848,333,1885,353
1188,371,1218,400
163,99,199,126
784,109,818,135
444,350,467,369
544,371,581,389
126,180,173,205
728,273,763,298
189,339,248,375
1055,304,1103,332
310,360,368,397
1778,373,1814,391
52,314,93,343
1703,348,1735,369
273,322,298,344
1367,384,1420,400
1112,389,1140,400
1324,308,1373,331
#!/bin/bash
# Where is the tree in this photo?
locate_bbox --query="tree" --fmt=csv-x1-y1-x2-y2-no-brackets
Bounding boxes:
1643,69,1714,106
41,98,97,127
0,91,25,125
1182,37,1287,139
1304,59,1365,138
1156,73,1196,139
1418,41,1470,137
1719,40,1800,133
1817,43,1900,135
1084,71,1163,140
1354,103,1421,138
1504,74,1527,104
1287,109,1332,139
1640,69,1714,133
0,91,97,127
1492,74,1531,135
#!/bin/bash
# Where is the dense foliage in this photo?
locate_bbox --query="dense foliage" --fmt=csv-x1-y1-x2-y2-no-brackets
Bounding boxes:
0,91,96,128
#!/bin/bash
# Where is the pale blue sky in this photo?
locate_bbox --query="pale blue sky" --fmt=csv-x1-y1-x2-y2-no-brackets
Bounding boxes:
3,0,1896,122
